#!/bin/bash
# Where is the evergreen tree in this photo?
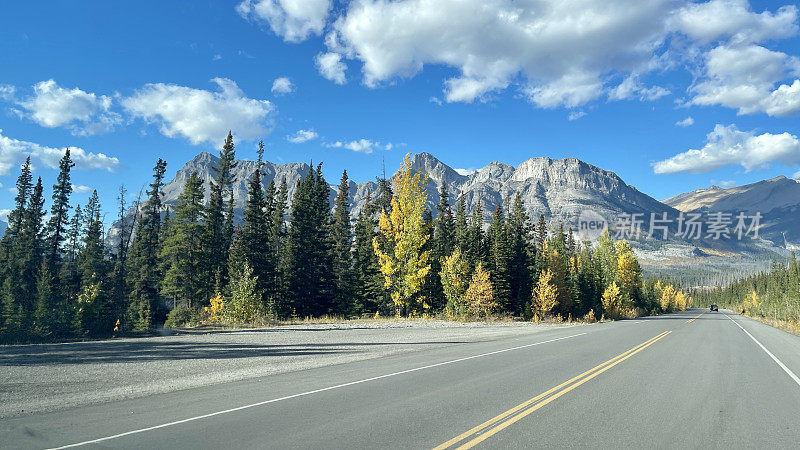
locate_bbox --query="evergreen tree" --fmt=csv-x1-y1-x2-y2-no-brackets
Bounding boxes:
486,205,512,312
285,165,335,318
34,262,56,338
352,193,384,315
466,200,485,269
160,172,206,309
204,131,237,293
507,193,534,315
239,143,272,307
429,182,455,311
454,194,468,252
331,170,355,316
46,148,75,268
126,159,167,331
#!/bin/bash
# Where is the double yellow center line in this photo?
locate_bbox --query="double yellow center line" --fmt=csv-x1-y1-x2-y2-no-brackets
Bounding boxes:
686,312,704,323
434,330,672,450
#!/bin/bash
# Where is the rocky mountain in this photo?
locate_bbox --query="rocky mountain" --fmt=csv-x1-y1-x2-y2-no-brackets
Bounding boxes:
664,176,800,249
146,151,680,237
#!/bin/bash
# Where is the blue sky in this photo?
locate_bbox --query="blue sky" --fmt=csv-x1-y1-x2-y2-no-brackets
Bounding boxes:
1,0,800,223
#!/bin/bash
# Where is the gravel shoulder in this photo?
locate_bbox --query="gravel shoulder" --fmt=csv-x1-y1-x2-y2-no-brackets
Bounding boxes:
0,320,577,418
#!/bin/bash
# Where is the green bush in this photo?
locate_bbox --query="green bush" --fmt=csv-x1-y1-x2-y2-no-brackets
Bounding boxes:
165,305,199,328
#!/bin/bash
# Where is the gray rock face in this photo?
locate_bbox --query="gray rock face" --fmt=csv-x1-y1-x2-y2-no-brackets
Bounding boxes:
664,176,800,248
109,151,679,247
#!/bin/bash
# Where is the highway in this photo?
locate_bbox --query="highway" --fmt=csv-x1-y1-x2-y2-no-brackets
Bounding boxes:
3,309,800,449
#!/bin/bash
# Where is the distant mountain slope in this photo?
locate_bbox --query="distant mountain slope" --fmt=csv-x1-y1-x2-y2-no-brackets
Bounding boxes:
664,176,800,248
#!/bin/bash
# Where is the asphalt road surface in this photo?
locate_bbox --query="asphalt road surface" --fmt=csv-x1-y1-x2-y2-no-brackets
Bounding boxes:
3,309,800,449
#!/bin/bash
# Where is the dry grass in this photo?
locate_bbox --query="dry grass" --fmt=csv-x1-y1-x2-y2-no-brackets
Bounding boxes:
746,315,800,336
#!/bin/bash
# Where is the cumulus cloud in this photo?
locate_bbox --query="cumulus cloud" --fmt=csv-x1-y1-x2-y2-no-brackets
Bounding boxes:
690,44,800,117
0,130,119,176
6,79,120,135
326,139,390,154
315,52,346,84
287,129,318,143
455,168,477,176
676,116,695,127
122,78,274,145
71,184,92,194
236,0,331,43
670,0,798,44
271,77,294,94
653,124,800,174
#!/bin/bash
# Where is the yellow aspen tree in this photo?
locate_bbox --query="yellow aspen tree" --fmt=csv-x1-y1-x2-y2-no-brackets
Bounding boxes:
659,282,676,313
531,269,558,322
615,240,642,307
465,262,496,319
440,248,470,319
373,154,431,316
601,281,622,319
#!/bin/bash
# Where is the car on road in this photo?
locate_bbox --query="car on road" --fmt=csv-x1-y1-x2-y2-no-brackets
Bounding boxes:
710,304,718,311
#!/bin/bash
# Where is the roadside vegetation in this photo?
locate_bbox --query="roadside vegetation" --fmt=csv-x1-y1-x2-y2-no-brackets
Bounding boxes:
695,253,800,334
0,133,690,343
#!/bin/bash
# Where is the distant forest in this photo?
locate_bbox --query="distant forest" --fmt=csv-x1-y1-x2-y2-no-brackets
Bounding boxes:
0,133,691,343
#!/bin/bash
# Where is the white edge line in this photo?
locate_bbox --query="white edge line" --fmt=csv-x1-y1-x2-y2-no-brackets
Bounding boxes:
724,313,800,387
49,331,588,449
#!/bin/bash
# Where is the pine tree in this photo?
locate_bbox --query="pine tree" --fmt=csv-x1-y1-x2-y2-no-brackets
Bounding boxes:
486,205,511,312
46,148,75,268
373,154,432,316
331,170,355,316
126,159,167,331
205,132,237,293
352,193,384,315
466,200,485,270
34,262,56,338
285,165,335,318
239,143,272,307
271,177,289,307
429,182,455,311
455,194,468,252
160,172,206,309
507,193,534,316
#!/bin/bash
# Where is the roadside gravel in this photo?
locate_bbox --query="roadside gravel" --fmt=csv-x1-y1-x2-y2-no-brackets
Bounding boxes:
0,320,577,418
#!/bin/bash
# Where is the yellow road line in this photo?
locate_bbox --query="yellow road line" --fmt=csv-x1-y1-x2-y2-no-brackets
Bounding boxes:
686,312,704,323
434,330,672,450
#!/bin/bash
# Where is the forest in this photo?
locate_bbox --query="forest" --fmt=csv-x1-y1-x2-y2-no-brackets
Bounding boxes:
695,253,800,332
0,133,692,343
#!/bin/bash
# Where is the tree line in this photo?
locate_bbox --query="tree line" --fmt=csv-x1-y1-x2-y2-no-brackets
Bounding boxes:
0,133,691,343
695,253,800,322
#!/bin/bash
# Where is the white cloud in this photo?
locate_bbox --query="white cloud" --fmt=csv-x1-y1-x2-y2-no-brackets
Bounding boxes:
71,184,92,194
653,124,800,174
271,77,294,94
326,139,385,154
315,52,346,84
213,54,223,61
7,79,120,135
0,209,10,223
671,0,798,44
608,75,670,102
287,129,318,143
0,130,120,176
455,168,476,176
568,111,586,121
122,78,274,145
676,116,695,127
429,97,443,106
236,0,331,43
690,44,800,117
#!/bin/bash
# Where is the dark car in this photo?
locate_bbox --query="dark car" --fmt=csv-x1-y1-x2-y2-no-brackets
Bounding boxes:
710,304,718,312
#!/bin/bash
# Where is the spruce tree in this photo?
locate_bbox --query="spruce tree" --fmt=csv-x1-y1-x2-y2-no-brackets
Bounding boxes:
466,200,486,270
454,194,468,252
239,143,272,306
487,205,512,312
352,193,383,315
160,172,206,309
331,170,355,316
46,148,75,268
126,159,167,331
507,193,534,316
204,131,237,293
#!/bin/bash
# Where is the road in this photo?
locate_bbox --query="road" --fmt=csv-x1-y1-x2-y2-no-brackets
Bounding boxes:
2,309,800,449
